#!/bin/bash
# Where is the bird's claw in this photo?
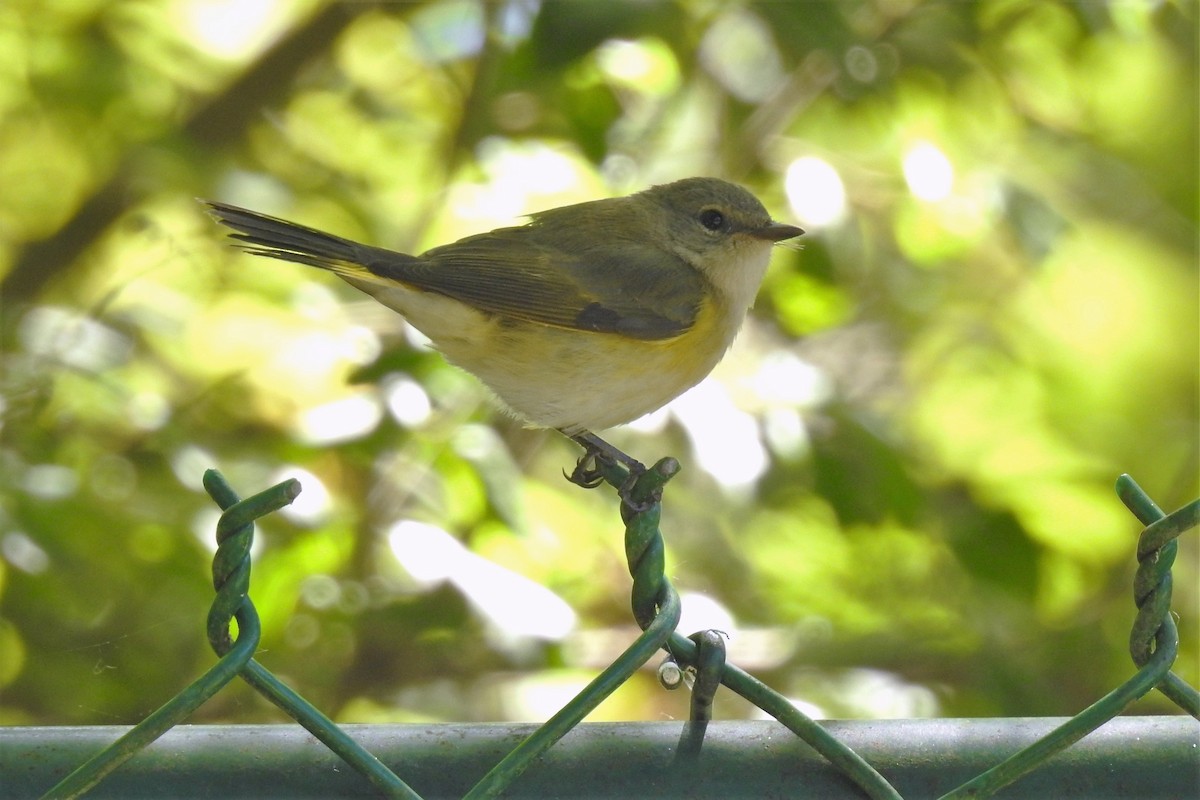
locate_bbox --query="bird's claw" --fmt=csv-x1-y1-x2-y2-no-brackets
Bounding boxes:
561,430,647,498
565,455,606,489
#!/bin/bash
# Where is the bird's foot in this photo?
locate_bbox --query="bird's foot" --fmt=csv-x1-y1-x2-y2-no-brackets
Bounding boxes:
562,431,646,496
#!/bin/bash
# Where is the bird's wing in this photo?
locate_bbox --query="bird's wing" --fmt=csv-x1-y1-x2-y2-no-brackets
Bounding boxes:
364,226,705,340
206,200,704,340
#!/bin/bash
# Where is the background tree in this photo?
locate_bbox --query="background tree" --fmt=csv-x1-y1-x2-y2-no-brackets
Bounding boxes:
1,0,1196,726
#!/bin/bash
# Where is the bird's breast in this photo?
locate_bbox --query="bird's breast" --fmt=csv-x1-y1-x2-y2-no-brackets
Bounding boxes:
440,295,743,432
357,277,748,433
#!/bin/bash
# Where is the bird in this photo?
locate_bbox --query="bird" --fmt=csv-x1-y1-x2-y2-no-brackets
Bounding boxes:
205,177,802,487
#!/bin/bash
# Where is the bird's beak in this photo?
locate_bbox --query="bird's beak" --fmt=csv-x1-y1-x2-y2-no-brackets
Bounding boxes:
753,221,805,242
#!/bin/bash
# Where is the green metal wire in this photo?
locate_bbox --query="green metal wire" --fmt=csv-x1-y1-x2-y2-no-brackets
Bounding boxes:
673,630,727,762
1117,474,1200,718
38,475,300,800
937,474,1200,799
40,472,421,800
939,615,1181,799
202,471,298,653
668,632,905,800
687,630,726,726
463,459,685,798
616,457,906,800
201,471,422,800
494,455,902,800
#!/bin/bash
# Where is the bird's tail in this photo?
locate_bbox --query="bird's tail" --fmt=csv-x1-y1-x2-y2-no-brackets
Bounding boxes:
203,200,380,278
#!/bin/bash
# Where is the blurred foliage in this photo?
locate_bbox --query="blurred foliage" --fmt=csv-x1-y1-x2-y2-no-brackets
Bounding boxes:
0,0,1196,730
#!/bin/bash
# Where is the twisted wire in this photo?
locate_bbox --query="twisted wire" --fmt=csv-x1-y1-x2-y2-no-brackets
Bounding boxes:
1116,474,1200,717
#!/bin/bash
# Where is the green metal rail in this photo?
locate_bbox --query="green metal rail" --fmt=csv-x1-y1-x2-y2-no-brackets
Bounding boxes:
3,718,1196,799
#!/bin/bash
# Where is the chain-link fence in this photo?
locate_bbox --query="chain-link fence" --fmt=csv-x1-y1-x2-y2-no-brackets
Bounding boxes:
3,461,1197,799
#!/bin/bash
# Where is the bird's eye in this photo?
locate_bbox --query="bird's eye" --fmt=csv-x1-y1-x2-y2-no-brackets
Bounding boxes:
698,208,725,232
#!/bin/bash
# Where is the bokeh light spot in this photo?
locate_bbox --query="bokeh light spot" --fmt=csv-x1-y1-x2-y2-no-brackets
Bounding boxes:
903,142,954,202
785,157,846,227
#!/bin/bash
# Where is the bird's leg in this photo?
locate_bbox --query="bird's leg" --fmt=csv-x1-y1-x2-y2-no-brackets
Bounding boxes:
562,430,646,490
